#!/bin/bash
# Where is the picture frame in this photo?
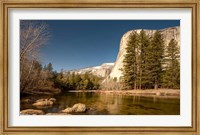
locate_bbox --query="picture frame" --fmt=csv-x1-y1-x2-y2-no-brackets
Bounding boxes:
0,0,199,134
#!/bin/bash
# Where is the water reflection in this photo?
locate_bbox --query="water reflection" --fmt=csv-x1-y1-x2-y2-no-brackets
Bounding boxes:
21,92,180,115
56,92,180,115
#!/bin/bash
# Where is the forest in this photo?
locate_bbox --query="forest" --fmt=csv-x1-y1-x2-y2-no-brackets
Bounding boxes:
121,30,180,90
20,21,180,95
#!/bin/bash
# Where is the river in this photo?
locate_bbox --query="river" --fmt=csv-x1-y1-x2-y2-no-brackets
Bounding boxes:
21,91,180,115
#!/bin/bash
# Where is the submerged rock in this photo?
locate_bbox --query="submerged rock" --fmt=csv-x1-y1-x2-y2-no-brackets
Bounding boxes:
61,103,87,114
46,113,71,115
32,100,53,107
61,107,74,113
33,98,56,108
72,103,86,113
49,98,56,103
20,109,44,115
36,98,47,103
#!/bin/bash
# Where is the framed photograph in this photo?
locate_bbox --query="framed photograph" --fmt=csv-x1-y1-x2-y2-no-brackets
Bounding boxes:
1,0,199,134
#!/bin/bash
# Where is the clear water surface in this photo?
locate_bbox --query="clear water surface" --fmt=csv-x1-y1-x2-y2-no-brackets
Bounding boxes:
21,91,180,115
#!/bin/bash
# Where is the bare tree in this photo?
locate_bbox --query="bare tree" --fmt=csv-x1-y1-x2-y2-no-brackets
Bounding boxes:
20,21,50,92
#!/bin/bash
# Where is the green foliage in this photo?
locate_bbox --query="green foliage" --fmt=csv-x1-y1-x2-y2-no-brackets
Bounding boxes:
162,39,180,89
138,30,151,89
45,63,53,72
121,31,139,90
146,31,164,89
121,30,172,90
53,72,102,90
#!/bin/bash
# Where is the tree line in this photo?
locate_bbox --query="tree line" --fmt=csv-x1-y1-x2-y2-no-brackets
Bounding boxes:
121,30,180,90
53,72,102,90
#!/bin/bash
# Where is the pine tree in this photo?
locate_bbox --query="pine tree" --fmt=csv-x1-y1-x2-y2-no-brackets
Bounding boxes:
162,39,180,88
46,63,53,73
145,31,164,89
74,74,82,89
138,30,151,89
122,31,139,90
149,31,164,89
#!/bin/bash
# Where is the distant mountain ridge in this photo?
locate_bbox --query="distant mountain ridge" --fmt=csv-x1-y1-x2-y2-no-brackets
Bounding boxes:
64,63,114,77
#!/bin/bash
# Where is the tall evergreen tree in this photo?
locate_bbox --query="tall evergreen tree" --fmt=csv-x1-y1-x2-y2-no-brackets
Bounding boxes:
162,39,180,88
122,31,139,90
139,31,164,89
121,30,179,90
138,30,151,89
145,31,164,89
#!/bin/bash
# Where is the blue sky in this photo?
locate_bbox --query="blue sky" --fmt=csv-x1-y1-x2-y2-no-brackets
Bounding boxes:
38,20,180,71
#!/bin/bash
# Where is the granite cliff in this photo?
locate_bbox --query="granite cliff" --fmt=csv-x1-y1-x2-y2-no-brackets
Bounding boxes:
108,26,180,80
65,26,180,81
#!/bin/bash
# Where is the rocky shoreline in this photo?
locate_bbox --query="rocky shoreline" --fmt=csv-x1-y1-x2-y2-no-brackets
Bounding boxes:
22,88,61,95
20,99,87,115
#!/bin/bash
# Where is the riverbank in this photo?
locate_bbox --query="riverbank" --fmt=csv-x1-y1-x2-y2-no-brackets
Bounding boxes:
20,89,180,115
69,89,180,98
22,87,61,95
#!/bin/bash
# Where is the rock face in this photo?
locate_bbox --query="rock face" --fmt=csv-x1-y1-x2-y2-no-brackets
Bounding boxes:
108,26,180,80
63,26,180,81
64,63,114,77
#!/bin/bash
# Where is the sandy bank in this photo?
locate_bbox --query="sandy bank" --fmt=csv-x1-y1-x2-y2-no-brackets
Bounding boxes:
69,89,180,98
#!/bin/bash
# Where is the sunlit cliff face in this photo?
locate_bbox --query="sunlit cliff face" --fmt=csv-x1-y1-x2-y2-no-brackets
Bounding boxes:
109,26,180,81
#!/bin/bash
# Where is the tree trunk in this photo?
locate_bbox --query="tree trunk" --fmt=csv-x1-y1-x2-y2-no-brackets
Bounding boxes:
154,80,158,90
139,73,142,90
134,80,137,90
154,77,158,90
154,84,158,90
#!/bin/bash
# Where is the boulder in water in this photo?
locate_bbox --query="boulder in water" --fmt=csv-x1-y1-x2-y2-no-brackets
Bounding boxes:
61,103,87,113
46,113,71,115
72,103,86,113
36,98,47,103
32,100,53,107
20,109,44,115
49,98,56,103
61,107,74,113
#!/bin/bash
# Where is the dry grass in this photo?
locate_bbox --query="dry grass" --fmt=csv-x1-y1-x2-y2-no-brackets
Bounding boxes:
70,89,180,97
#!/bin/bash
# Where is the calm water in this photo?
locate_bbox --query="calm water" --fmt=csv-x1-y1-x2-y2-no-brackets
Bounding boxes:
21,92,180,115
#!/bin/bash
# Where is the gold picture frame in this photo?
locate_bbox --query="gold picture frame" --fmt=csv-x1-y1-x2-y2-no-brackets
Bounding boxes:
0,0,199,134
